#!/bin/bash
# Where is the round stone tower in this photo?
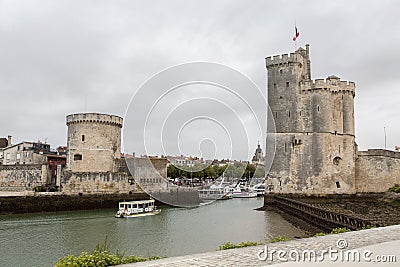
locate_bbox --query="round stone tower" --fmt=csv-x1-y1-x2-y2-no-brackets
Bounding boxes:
66,113,123,172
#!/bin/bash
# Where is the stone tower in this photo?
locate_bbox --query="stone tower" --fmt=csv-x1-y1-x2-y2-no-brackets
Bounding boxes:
66,113,123,172
265,45,356,194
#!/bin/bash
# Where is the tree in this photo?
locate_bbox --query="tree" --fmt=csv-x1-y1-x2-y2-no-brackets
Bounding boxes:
242,164,256,180
253,165,265,178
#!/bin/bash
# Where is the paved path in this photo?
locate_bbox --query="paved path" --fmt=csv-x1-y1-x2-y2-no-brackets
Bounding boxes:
120,225,400,266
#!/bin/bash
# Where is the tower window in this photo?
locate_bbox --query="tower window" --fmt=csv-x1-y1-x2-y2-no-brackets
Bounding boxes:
317,106,320,112
286,82,289,87
333,156,342,165
288,111,290,117
74,154,82,161
335,181,341,188
274,83,277,89
82,135,85,142
280,69,283,75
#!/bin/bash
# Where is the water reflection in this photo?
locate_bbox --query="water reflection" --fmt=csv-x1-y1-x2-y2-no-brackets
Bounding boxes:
0,198,305,267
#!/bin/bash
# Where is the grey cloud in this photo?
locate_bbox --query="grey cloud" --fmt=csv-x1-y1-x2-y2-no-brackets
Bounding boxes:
0,0,399,157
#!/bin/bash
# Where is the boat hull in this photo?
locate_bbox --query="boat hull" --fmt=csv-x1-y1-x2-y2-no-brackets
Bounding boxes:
231,193,258,198
115,210,161,218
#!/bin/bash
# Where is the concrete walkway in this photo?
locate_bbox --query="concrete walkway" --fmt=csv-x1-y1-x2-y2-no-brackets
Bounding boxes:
119,225,400,267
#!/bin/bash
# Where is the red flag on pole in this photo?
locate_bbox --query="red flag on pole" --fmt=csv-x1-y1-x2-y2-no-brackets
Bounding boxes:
293,26,300,41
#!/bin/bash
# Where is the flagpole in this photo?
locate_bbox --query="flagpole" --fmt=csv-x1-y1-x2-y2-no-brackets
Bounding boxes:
384,127,387,149
294,20,297,52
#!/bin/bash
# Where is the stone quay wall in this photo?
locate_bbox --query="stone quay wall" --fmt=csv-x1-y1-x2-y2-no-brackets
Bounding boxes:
0,164,49,191
0,192,149,215
264,192,400,234
61,171,142,195
355,149,400,193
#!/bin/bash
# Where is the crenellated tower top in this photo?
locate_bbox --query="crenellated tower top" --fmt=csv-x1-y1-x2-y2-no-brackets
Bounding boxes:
300,75,356,97
266,44,311,80
265,52,304,66
66,113,123,128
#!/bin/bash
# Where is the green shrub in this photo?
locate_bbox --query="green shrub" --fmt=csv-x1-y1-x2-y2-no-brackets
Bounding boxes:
314,227,351,236
148,255,161,261
34,186,42,192
218,241,261,250
389,186,400,193
55,238,158,266
55,250,148,266
269,236,287,243
330,227,351,234
314,232,327,236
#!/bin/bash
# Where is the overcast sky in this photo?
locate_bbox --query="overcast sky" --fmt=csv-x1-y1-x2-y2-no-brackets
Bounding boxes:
1,0,399,160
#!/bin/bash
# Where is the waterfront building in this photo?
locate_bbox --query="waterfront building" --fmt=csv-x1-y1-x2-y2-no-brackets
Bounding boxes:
1,141,51,165
252,142,264,164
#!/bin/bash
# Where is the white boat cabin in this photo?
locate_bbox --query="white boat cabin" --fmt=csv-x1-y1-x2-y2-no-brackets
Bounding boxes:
118,199,156,214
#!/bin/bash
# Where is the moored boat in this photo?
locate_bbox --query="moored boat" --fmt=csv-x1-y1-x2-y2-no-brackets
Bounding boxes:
251,183,265,197
198,176,232,201
115,199,161,218
198,185,232,201
231,186,258,198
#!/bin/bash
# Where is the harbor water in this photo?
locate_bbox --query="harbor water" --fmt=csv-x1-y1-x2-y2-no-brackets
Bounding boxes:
0,198,306,267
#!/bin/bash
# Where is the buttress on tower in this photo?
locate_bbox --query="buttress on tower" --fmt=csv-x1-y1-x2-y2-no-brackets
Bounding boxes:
265,45,356,194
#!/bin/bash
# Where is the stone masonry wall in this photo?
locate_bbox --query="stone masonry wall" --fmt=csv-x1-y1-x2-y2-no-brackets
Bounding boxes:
355,149,400,193
61,171,142,194
125,157,168,191
267,133,355,194
0,193,149,215
0,164,49,191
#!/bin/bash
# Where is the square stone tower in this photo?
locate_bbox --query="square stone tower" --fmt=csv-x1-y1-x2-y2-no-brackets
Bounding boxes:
265,45,356,195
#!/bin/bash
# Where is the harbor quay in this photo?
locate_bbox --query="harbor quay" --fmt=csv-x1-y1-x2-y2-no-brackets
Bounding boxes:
1,45,399,210
0,44,400,266
120,225,400,267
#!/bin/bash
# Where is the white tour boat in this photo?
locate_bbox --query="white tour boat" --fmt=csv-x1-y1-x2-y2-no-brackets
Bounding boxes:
115,199,161,218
